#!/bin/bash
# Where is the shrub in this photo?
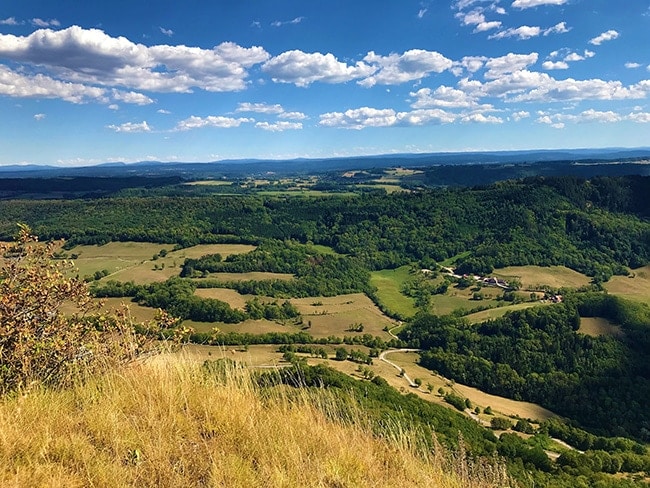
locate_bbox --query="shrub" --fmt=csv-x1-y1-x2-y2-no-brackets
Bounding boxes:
0,225,158,394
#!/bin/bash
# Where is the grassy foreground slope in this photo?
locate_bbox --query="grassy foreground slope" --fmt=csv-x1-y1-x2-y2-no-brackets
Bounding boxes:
0,360,510,488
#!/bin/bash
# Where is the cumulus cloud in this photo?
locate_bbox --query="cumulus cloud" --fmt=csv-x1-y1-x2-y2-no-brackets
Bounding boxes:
489,25,541,40
0,26,270,96
512,110,530,121
262,50,374,87
236,102,285,114
157,109,171,114
0,65,107,103
111,89,154,105
107,121,151,133
451,56,488,76
278,111,307,120
484,52,538,78
410,86,480,108
625,62,641,69
108,104,119,110
359,49,453,87
159,27,174,37
255,121,302,131
628,112,650,123
512,0,568,8
34,113,46,121
544,22,569,35
460,113,503,123
319,106,457,129
174,115,254,131
542,61,569,70
589,30,620,45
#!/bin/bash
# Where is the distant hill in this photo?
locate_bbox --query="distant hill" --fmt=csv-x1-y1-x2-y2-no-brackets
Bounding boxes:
1,148,649,179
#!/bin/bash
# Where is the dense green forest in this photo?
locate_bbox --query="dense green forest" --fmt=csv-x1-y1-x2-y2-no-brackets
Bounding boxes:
3,175,650,279
400,294,650,441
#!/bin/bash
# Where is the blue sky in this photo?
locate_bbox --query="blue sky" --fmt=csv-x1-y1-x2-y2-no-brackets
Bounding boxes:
1,0,649,166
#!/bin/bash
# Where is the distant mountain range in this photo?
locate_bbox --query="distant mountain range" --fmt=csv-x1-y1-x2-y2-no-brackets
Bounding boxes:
1,148,650,179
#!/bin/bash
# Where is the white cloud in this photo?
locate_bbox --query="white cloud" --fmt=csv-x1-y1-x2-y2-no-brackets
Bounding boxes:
111,89,154,105
512,110,530,121
484,52,538,78
544,22,569,35
512,0,568,8
319,106,457,129
30,18,60,28
0,65,107,103
157,109,171,114
410,86,480,108
628,112,650,123
564,52,584,62
271,17,304,27
319,107,397,129
542,61,569,70
489,25,541,40
108,104,119,110
33,113,46,121
460,113,503,123
625,62,641,69
255,121,303,131
359,49,453,87
418,8,428,18
236,102,285,114
0,26,270,95
174,115,253,131
107,121,151,133
278,111,308,120
451,56,488,76
159,27,174,37
589,30,620,45
475,21,502,32
0,17,21,25
262,50,374,87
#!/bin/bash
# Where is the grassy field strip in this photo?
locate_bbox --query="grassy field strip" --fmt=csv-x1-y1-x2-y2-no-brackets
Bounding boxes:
196,271,294,281
493,265,591,289
465,302,551,324
369,266,417,317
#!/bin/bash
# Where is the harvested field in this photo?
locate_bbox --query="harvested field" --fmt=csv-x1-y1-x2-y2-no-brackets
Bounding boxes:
194,288,256,310
197,272,294,282
465,302,551,323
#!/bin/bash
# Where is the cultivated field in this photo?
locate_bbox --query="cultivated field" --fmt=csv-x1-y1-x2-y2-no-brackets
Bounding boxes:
494,265,591,289
465,302,551,324
194,288,256,310
605,265,650,301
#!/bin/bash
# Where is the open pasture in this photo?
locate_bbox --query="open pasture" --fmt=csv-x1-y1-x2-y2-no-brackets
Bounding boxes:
605,265,650,301
291,293,395,339
186,318,301,335
194,288,256,310
369,266,417,317
493,265,591,290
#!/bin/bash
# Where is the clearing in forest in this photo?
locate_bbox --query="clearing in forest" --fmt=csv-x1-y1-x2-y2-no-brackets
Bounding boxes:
605,265,650,301
369,266,417,317
578,317,624,338
465,302,551,323
493,266,591,289
196,272,294,282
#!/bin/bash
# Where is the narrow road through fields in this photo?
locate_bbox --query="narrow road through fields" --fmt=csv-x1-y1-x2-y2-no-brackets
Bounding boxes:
379,348,421,388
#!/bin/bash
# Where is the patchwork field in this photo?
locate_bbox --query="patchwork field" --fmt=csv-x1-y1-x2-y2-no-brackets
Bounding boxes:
66,242,256,285
494,265,591,290
605,265,650,301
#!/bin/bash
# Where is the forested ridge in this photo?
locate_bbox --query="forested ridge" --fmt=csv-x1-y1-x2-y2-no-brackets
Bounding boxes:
2,175,650,279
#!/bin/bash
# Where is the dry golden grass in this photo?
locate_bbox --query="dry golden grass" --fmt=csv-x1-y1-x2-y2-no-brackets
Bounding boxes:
194,288,255,310
0,359,511,488
494,266,591,290
198,272,294,281
465,302,551,324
